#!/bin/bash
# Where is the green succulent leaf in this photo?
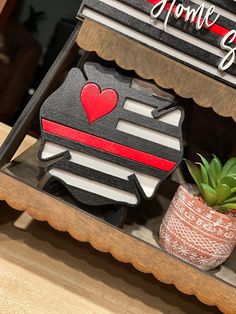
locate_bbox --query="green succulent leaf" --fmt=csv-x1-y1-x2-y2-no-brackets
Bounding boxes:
216,184,231,204
224,196,236,204
200,183,217,207
209,155,222,186
213,155,222,179
186,155,236,213
208,159,218,188
185,160,202,192
220,176,236,188
196,162,209,185
231,187,236,194
227,164,236,176
197,154,210,171
219,203,236,211
221,158,236,178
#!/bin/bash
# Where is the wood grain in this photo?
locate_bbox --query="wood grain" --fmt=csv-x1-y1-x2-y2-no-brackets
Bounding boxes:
76,20,236,122
0,170,235,313
0,123,36,159
0,204,221,314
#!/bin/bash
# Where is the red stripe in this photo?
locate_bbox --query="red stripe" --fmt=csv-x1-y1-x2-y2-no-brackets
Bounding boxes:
147,0,236,43
42,119,176,172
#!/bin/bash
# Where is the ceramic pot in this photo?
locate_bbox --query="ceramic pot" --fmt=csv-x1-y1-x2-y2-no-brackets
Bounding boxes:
159,184,236,271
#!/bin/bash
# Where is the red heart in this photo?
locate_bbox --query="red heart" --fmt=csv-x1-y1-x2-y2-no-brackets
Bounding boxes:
80,83,118,125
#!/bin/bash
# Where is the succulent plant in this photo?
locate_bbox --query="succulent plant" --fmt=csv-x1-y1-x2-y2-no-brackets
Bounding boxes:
185,155,236,212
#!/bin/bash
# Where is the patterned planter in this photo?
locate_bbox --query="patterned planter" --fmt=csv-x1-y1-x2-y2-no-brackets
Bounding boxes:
159,184,236,271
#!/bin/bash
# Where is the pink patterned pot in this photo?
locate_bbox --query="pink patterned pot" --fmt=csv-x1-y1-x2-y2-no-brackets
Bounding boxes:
159,184,236,271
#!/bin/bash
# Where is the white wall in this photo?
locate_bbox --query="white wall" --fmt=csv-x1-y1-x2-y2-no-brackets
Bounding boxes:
20,0,82,50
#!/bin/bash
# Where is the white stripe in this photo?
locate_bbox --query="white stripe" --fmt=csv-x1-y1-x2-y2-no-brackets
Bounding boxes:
99,0,232,61
82,8,236,85
41,142,160,198
158,109,182,126
124,99,182,126
192,0,235,22
116,120,181,150
49,168,138,204
124,99,153,118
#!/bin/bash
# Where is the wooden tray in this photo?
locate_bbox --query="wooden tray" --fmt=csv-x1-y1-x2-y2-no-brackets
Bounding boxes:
0,143,235,314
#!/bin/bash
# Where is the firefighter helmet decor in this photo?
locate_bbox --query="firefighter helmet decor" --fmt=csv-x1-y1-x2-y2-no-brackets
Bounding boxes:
39,62,184,207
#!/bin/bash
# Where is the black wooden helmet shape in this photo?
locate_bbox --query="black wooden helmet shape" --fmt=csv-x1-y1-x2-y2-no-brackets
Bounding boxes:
39,62,184,206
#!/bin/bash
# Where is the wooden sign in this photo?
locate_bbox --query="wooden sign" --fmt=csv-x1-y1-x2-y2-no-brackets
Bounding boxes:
39,62,184,206
78,0,236,88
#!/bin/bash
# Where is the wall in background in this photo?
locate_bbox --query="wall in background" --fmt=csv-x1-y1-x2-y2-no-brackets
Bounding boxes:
20,0,82,50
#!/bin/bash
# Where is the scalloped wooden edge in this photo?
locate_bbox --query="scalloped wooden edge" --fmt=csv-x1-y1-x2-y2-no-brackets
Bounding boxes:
76,19,236,122
0,171,235,313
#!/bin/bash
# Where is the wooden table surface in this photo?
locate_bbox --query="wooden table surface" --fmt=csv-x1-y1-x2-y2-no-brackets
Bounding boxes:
0,123,220,314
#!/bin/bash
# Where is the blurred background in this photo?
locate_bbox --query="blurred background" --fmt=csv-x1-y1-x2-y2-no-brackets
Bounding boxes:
0,0,235,164
0,0,81,128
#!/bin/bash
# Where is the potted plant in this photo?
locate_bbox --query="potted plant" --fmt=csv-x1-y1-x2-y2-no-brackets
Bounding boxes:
159,155,236,271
